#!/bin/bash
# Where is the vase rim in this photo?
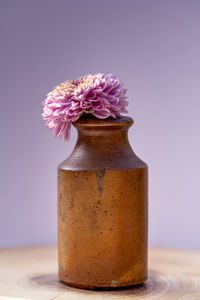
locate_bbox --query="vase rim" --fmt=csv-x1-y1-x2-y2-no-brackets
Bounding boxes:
73,115,133,128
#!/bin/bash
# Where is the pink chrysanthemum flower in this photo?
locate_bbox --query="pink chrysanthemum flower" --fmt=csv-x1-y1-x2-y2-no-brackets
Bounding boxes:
42,73,128,142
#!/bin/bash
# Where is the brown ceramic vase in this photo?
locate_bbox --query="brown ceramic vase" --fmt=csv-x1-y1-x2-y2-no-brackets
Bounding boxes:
58,116,148,289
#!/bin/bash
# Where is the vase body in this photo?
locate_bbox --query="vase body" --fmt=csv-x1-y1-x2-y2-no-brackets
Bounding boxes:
57,116,148,289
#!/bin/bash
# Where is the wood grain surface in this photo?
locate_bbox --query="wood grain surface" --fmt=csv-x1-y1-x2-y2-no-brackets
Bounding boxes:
0,245,200,300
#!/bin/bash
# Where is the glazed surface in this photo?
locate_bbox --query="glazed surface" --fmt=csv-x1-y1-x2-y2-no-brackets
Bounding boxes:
58,116,148,288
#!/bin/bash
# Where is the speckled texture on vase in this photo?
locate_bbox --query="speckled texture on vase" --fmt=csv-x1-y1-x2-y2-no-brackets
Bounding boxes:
57,116,148,289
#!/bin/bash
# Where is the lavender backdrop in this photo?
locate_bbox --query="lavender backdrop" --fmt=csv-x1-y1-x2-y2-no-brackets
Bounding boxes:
0,0,200,249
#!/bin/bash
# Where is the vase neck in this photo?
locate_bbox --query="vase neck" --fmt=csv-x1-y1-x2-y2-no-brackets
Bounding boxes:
77,124,130,150
59,116,146,170
74,116,133,155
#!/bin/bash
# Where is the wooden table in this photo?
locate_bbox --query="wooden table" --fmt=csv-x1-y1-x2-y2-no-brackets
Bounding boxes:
0,246,199,300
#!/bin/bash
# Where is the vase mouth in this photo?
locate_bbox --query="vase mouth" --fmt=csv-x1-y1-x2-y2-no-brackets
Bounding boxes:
73,115,133,128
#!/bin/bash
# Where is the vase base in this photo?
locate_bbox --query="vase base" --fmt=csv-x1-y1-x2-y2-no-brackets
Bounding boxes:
59,276,147,290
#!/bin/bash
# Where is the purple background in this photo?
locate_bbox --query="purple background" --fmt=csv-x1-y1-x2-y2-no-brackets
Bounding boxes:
0,0,200,249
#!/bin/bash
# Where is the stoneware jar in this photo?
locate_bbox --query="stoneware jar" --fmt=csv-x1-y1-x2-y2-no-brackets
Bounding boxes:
57,116,148,289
